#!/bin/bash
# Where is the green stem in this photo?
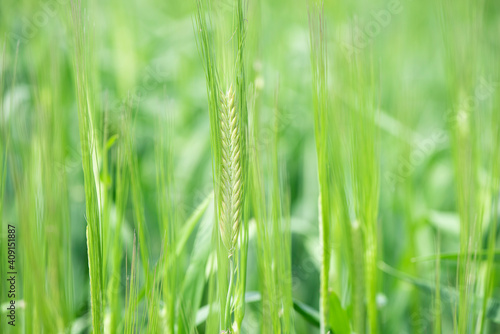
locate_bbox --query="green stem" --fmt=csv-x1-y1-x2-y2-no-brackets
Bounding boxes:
224,256,235,331
319,193,330,333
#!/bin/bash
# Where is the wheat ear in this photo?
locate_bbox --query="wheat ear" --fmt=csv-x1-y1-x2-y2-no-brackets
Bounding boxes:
219,85,242,257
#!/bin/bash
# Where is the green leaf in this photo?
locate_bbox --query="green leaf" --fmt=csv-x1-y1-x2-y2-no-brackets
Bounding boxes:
194,291,261,327
106,134,119,150
175,191,213,257
293,299,320,328
380,262,500,324
412,250,500,263
327,291,351,334
99,170,112,186
177,199,214,333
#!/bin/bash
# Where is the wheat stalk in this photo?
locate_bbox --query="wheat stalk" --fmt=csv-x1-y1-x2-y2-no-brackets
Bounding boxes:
219,85,243,257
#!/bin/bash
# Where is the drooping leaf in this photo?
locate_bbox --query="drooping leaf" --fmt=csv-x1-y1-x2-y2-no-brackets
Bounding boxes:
293,299,320,328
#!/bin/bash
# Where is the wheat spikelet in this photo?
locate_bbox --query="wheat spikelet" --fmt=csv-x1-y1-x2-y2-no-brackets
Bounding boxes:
219,85,242,256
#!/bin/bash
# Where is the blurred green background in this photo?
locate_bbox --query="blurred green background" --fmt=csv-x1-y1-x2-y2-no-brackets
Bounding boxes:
1,0,500,333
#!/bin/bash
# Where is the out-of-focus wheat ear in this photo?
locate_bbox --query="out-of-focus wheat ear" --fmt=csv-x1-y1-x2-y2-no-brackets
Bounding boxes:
219,85,243,257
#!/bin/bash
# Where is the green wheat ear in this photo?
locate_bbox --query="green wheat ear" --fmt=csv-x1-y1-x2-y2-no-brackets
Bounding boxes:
219,85,242,257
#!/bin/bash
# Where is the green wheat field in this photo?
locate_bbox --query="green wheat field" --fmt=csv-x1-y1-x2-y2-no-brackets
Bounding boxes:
1,0,499,333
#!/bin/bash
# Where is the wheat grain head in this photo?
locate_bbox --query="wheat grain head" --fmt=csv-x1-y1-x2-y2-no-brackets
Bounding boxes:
219,85,242,257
